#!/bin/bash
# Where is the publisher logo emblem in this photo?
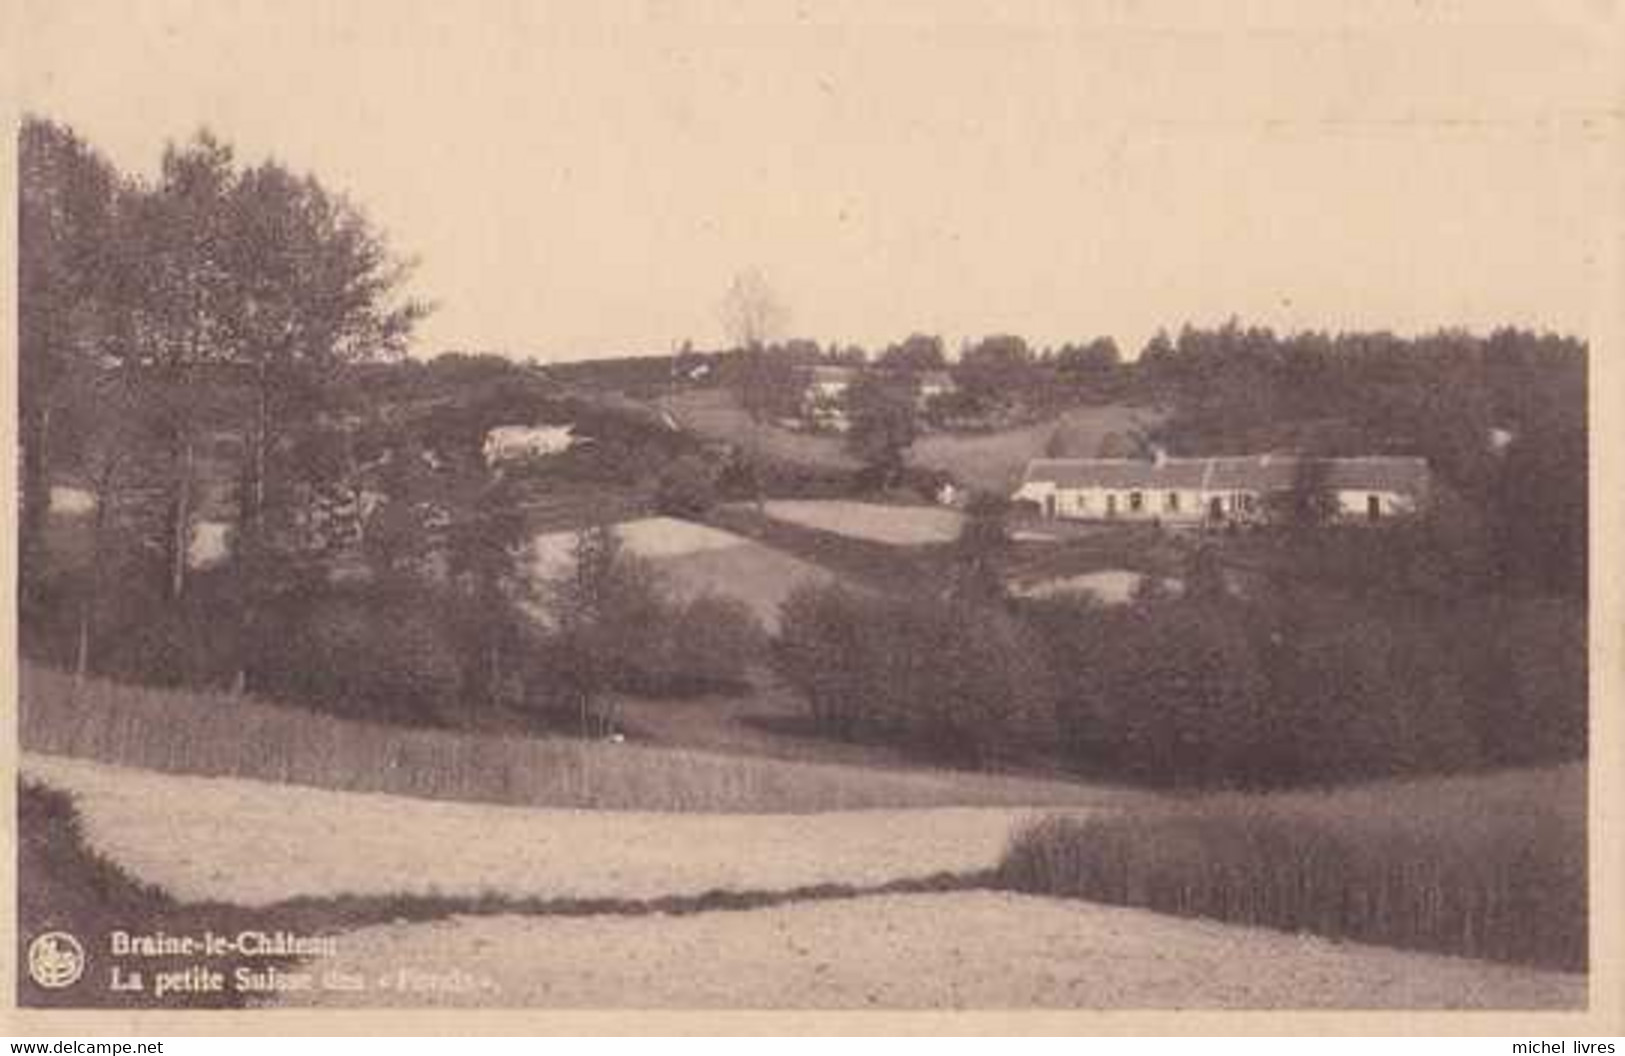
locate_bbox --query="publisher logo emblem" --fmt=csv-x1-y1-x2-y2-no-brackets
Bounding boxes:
27,931,86,989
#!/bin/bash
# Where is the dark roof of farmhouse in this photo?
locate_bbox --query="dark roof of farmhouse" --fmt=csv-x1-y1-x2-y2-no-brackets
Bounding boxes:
1021,456,1430,495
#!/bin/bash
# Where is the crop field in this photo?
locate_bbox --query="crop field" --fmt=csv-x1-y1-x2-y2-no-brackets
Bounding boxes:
760,500,965,545
1000,764,1586,970
19,666,1112,814
528,516,835,627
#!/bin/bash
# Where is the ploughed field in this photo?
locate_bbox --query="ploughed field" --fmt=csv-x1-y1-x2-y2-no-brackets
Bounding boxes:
21,754,1071,906
274,893,1583,1009
19,743,1586,1010
19,669,1585,1009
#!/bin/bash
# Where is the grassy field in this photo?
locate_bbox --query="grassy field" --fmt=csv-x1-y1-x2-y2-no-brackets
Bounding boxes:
912,404,1163,493
663,388,857,469
1010,568,1152,604
1003,523,1189,581
999,764,1586,970
613,673,929,769
760,500,965,545
666,388,1163,493
19,665,1111,813
528,516,835,628
707,504,951,598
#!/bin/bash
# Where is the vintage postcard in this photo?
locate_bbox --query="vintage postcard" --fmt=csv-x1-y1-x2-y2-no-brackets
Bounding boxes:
3,0,1622,1036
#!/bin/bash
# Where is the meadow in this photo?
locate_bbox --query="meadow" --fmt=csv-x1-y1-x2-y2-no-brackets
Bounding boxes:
912,404,1163,492
19,665,1109,813
999,763,1586,970
662,388,858,469
527,515,836,628
759,499,965,545
664,387,1163,494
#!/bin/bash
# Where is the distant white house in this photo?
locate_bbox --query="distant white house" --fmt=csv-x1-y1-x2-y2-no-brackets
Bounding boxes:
482,424,579,466
799,366,859,431
188,520,234,569
1014,454,1430,526
48,485,98,516
913,369,957,409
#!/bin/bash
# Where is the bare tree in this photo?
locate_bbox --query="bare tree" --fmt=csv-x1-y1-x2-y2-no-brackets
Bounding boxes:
719,269,790,508
720,268,788,364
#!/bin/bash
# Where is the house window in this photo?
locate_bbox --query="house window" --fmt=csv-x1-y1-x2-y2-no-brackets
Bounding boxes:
1165,491,1180,512
1367,494,1382,521
1239,493,1256,514
1106,493,1118,517
1129,491,1144,513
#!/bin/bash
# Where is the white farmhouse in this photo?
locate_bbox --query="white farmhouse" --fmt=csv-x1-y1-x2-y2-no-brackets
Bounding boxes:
48,485,98,516
913,369,957,409
188,520,234,569
799,365,859,431
482,424,579,466
1014,454,1429,526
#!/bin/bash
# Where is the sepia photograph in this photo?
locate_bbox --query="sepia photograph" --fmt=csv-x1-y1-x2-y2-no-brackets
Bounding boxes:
6,0,1619,1030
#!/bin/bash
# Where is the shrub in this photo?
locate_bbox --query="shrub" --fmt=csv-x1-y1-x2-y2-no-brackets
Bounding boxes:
1031,595,1268,786
1024,581,1583,789
653,455,717,518
665,594,766,693
254,587,462,725
775,583,876,738
775,582,1054,767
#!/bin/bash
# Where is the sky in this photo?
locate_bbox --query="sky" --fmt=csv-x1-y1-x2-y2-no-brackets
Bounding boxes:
16,0,1619,361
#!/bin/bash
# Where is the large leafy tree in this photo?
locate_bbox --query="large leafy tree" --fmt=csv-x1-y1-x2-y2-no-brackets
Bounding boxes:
844,374,917,486
20,118,431,687
18,117,123,605
221,159,429,554
541,523,666,737
955,333,1035,408
113,133,242,600
877,332,947,372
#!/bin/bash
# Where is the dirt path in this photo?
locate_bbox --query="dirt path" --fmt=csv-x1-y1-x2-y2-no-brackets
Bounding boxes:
270,891,1584,1009
23,754,1079,906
